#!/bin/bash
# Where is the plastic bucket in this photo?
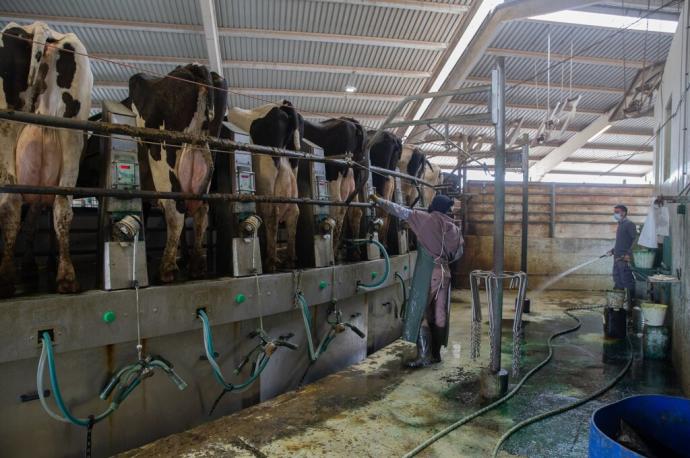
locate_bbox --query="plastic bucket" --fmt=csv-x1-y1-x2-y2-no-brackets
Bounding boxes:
606,290,626,308
633,250,655,269
640,303,667,326
590,395,690,457
604,307,627,339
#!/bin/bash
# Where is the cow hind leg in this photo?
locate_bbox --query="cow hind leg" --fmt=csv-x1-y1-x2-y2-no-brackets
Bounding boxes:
0,195,22,297
159,199,185,283
53,195,79,294
20,203,42,282
189,203,209,279
259,203,278,273
282,204,299,269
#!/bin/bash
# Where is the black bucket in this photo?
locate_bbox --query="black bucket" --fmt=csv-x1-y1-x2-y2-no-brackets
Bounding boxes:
604,307,627,339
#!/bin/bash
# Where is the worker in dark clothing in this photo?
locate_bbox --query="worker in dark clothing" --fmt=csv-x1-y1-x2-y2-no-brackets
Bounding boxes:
607,204,637,308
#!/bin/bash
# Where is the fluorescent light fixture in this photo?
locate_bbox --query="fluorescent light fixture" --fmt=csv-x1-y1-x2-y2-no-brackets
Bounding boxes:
530,10,678,34
587,124,612,143
403,0,504,140
344,85,357,93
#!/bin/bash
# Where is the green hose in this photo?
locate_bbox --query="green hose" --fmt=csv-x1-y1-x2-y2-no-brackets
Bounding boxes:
403,305,613,458
40,332,117,427
492,335,633,456
349,238,390,290
198,310,270,392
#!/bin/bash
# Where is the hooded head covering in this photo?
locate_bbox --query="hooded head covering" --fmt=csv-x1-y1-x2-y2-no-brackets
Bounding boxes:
428,194,453,214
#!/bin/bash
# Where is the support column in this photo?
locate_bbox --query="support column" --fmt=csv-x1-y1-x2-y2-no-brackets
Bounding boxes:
520,134,529,274
491,57,506,374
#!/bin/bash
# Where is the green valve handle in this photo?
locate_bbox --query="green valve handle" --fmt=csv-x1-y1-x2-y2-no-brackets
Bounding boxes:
371,271,378,279
235,294,246,304
102,311,116,323
404,265,408,271
319,280,328,290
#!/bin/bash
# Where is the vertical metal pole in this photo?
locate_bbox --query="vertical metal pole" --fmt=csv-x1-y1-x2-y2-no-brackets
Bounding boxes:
520,134,529,274
550,183,557,238
491,57,506,374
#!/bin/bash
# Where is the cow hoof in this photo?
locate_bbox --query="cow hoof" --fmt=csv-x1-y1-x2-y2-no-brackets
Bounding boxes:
189,256,207,280
57,278,80,294
0,280,15,298
160,270,176,283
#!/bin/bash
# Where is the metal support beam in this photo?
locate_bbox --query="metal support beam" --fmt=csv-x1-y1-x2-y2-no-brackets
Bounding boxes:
520,134,529,275
308,0,469,14
530,112,613,181
89,55,430,79
197,0,223,74
465,76,624,95
491,57,506,375
485,47,648,69
449,99,607,116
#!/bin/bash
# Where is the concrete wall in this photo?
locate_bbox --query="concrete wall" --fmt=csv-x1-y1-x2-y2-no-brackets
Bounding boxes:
654,4,690,395
0,256,411,458
456,235,615,290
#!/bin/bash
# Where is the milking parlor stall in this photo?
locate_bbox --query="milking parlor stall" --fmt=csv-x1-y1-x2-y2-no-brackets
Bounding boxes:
1,1,689,458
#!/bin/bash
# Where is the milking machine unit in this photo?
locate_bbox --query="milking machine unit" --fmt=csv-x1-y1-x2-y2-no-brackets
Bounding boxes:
215,122,262,276
362,168,383,261
99,101,149,290
296,139,336,268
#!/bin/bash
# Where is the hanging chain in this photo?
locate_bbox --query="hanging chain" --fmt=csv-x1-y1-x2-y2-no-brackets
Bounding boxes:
85,415,95,458
254,273,264,332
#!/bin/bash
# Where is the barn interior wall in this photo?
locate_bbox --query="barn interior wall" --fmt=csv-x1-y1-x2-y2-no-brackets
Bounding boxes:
654,2,690,396
456,181,654,290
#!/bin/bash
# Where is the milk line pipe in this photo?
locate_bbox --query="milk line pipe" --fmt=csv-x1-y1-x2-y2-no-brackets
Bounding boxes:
0,183,373,207
0,108,435,188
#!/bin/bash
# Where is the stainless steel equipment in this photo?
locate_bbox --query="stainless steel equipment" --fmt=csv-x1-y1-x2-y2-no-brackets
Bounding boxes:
99,101,149,290
296,140,336,268
214,122,262,276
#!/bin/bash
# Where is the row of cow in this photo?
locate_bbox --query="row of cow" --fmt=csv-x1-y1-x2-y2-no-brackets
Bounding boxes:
0,21,450,297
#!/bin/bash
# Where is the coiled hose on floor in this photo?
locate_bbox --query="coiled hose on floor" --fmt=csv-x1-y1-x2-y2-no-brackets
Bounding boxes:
404,305,633,458
395,272,408,320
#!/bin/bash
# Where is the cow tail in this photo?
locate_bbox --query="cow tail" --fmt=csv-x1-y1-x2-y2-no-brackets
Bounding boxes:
345,123,369,205
280,101,301,151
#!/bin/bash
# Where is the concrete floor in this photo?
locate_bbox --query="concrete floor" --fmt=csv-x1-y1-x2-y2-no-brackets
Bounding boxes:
120,290,681,457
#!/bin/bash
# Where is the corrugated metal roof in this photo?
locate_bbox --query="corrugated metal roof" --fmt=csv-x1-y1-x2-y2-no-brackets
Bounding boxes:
493,20,673,63
216,0,465,43
220,38,440,71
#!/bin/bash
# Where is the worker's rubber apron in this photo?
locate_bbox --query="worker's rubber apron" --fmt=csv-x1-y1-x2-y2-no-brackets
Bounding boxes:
403,246,450,345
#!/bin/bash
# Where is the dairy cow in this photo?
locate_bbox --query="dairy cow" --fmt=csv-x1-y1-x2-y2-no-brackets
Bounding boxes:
367,130,402,247
302,117,367,256
0,22,92,297
227,101,303,272
398,145,442,207
127,64,227,282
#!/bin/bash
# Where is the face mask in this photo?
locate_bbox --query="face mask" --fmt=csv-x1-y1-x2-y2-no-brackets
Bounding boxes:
613,213,622,222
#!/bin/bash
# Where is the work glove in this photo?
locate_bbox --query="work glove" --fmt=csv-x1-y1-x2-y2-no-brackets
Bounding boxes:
606,249,613,257
622,254,631,263
369,193,381,204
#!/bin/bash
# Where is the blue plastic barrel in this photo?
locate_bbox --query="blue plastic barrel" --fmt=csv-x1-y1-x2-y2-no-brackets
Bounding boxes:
589,395,690,457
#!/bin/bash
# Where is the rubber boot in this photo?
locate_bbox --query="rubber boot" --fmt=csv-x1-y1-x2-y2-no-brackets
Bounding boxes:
406,325,433,369
429,324,445,363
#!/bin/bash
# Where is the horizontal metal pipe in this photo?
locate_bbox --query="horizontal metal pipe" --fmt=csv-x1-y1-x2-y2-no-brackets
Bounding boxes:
369,165,435,188
0,184,373,207
0,109,434,189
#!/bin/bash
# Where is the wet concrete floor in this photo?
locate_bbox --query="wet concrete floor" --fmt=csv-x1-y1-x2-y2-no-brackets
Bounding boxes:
120,290,681,457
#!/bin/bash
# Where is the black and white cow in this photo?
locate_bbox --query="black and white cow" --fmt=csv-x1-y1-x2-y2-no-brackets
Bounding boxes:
398,145,441,207
367,130,402,247
127,64,227,282
0,22,92,297
303,117,367,255
227,101,303,272
441,172,461,195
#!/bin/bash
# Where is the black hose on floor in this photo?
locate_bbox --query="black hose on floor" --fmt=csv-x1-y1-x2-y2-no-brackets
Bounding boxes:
404,305,632,457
